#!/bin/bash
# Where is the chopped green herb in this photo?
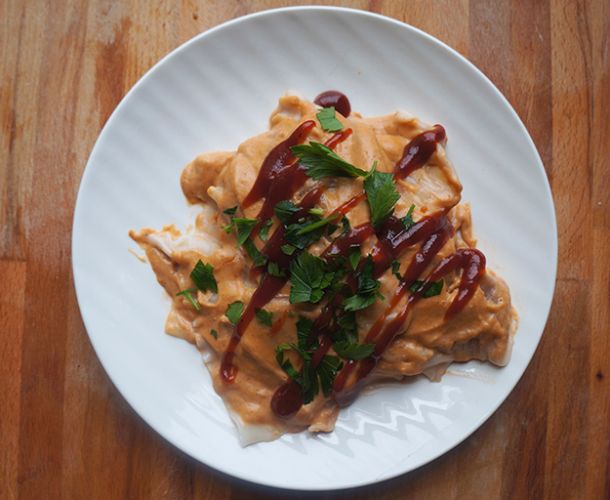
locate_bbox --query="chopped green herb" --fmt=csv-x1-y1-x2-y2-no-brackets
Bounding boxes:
293,213,339,236
333,341,375,360
308,207,325,217
409,279,444,298
223,206,238,216
243,238,267,267
210,329,218,339
402,204,416,230
296,316,314,350
341,216,351,235
391,259,402,281
190,260,218,294
176,288,200,311
275,322,342,404
225,301,244,325
289,251,334,304
284,218,329,251
291,142,368,180
259,219,273,241
255,308,273,327
317,355,342,396
233,218,258,246
274,200,300,224
343,256,382,311
275,343,302,381
336,311,358,343
364,167,400,227
316,106,343,132
348,246,361,270
222,224,233,234
281,244,297,256
343,292,377,311
267,261,286,278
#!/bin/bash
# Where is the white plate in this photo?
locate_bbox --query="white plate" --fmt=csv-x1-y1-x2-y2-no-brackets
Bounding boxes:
72,7,557,491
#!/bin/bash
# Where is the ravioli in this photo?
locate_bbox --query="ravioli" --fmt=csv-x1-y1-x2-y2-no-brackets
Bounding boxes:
130,91,517,445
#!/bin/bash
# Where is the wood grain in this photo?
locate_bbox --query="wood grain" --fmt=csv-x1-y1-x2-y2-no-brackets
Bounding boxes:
1,1,608,498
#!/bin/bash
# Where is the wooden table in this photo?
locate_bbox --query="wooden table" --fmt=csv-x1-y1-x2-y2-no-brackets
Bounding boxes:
1,1,608,498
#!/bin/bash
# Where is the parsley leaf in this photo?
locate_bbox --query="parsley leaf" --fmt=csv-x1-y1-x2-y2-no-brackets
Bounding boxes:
308,207,325,217
391,259,402,281
316,106,343,132
292,213,339,236
259,219,273,241
333,341,375,360
348,246,361,270
364,168,400,227
225,301,244,325
289,252,334,304
317,355,342,396
341,216,351,235
274,200,300,224
296,316,314,350
275,343,301,381
402,204,416,230
210,329,218,339
223,206,238,216
291,142,368,180
267,261,286,277
176,288,200,311
243,238,267,267
233,218,258,245
190,260,218,294
336,311,358,343
281,244,297,256
255,308,273,327
409,279,444,298
343,256,381,311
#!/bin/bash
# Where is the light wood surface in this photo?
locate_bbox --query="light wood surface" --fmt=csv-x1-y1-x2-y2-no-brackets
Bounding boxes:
1,1,608,498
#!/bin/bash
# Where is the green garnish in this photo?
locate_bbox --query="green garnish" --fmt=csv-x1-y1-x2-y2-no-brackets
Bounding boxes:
291,142,368,180
243,239,267,267
225,301,244,325
210,329,218,339
316,106,343,132
333,341,375,360
176,289,200,311
292,213,339,236
348,246,361,270
402,204,416,230
316,355,343,396
275,318,343,403
255,308,273,327
190,260,218,294
281,244,297,256
275,343,301,380
308,207,325,217
409,280,444,298
223,206,238,215
233,217,258,246
259,219,273,241
341,216,351,235
274,200,300,224
296,316,314,349
364,167,400,227
343,256,382,311
267,261,286,278
289,251,334,304
391,259,402,281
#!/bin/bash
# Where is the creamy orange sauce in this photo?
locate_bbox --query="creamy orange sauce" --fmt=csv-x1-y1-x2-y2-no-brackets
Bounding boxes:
130,93,516,445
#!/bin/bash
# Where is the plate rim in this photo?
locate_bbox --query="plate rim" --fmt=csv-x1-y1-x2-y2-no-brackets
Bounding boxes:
72,5,558,491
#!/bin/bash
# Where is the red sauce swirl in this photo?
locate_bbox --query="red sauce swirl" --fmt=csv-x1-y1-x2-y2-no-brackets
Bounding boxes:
314,90,351,117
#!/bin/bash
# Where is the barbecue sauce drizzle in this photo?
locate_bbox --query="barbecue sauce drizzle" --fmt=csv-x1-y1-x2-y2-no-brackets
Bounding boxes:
218,92,485,419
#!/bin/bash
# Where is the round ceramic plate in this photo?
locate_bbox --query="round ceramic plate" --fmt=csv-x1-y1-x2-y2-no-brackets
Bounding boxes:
72,7,557,491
